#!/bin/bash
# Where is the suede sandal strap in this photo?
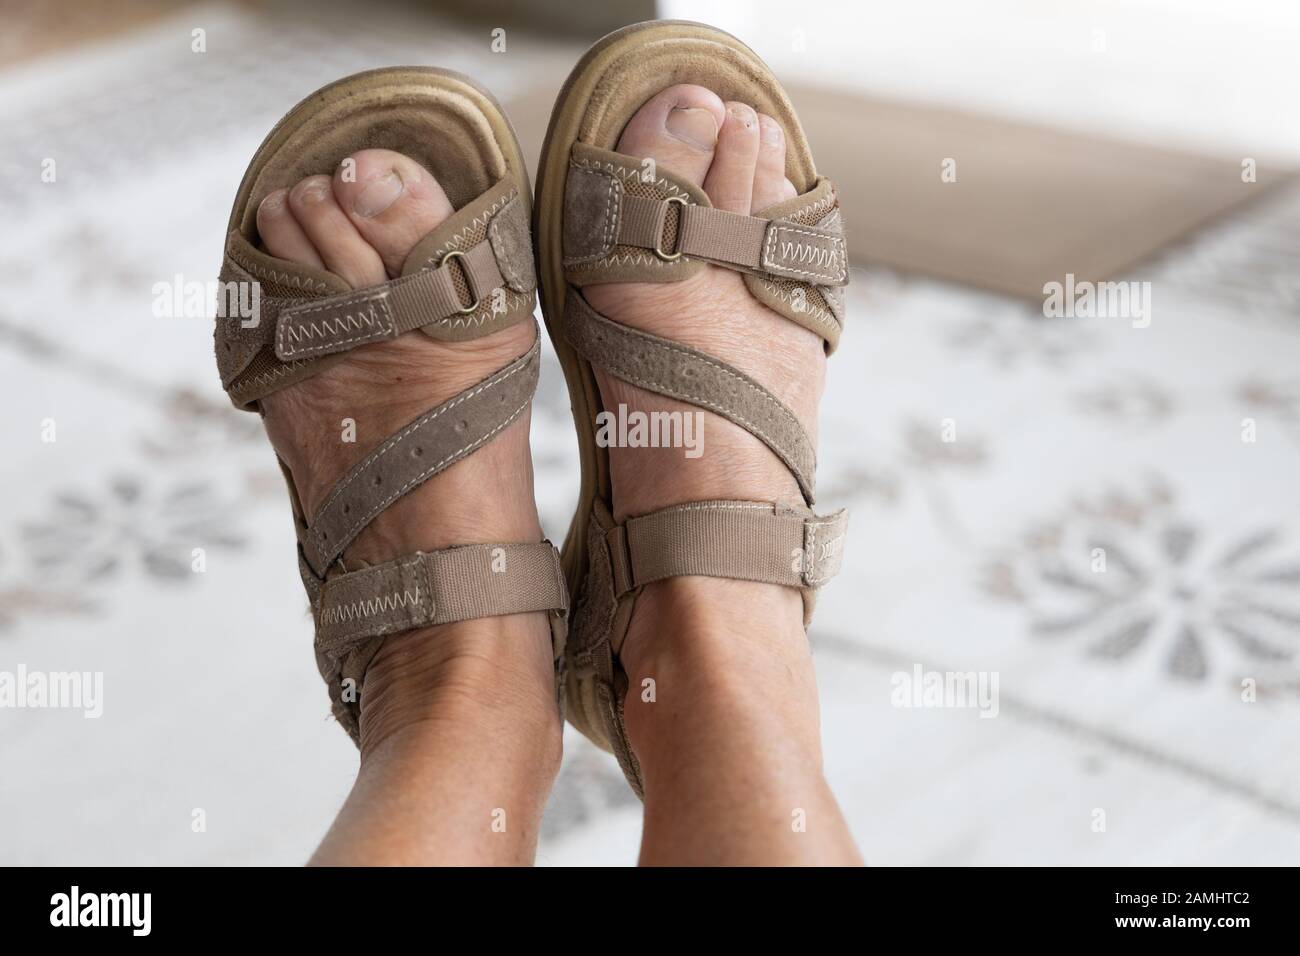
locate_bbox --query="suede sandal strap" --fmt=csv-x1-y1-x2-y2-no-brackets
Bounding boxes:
605,500,848,598
298,336,541,578
274,239,504,360
313,542,569,654
563,289,818,504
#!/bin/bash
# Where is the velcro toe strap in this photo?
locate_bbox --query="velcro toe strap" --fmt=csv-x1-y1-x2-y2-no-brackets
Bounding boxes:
275,241,504,360
618,194,848,286
217,181,537,411
315,542,569,655
605,500,848,597
263,180,535,364
563,144,847,288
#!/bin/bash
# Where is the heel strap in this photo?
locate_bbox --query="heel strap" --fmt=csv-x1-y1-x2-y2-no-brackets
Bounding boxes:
311,539,568,747
602,500,848,598
313,541,568,655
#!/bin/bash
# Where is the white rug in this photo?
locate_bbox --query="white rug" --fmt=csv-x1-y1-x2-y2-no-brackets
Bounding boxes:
1,3,1297,865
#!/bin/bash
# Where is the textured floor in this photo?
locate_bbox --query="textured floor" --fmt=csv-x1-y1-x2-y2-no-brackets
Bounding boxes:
1,3,1298,865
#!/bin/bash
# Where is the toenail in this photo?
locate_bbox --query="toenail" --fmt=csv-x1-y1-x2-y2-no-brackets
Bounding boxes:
728,105,756,128
760,118,783,146
260,190,286,214
354,171,404,218
665,107,718,150
296,180,330,204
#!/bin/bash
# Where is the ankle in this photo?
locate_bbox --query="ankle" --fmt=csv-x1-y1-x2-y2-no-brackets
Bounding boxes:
618,576,821,763
358,612,562,764
619,576,805,678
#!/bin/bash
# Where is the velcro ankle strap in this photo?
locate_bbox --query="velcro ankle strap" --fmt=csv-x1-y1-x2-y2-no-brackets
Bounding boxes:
314,542,568,655
604,500,848,598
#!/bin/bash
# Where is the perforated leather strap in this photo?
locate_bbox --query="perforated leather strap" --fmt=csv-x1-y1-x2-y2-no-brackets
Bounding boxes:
298,336,541,578
314,541,568,654
603,500,847,598
564,289,818,504
275,239,504,360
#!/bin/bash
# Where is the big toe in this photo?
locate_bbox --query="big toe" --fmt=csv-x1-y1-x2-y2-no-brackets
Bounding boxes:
615,84,725,187
331,149,455,278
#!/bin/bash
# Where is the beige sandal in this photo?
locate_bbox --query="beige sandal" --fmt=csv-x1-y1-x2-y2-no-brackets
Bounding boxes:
534,22,850,794
214,68,567,743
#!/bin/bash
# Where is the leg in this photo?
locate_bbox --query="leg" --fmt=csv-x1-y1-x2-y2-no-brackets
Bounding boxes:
622,580,860,866
257,151,561,865
583,87,862,865
311,614,560,866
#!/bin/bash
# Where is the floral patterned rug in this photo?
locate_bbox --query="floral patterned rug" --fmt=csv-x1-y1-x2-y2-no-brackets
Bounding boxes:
2,3,1297,865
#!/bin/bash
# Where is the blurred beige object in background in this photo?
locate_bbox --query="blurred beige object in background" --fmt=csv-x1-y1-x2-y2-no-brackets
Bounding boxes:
0,0,196,66
7,0,1294,299
784,86,1291,299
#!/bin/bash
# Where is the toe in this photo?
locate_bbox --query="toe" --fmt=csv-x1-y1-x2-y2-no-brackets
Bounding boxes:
287,175,386,289
332,149,454,278
258,188,324,269
703,102,761,214
753,114,798,213
615,84,725,187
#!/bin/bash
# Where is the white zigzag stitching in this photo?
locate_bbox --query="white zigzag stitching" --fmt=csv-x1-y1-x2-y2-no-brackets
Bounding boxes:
284,304,382,345
226,248,331,293
759,279,839,336
319,582,421,627
776,239,841,270
230,359,303,398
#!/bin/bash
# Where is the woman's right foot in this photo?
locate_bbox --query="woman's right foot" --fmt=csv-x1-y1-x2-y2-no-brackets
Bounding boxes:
574,84,858,864
579,85,829,691
572,78,857,863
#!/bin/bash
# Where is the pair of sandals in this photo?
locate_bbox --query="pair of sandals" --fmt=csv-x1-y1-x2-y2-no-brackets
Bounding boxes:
214,21,850,796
